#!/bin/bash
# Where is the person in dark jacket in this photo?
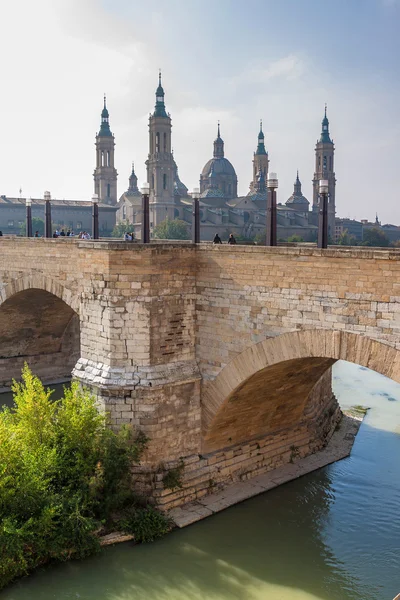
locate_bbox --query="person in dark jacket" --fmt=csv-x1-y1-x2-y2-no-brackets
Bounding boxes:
228,233,237,245
213,233,222,244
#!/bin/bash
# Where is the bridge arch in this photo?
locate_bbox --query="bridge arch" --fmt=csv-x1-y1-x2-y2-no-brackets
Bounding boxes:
0,275,81,387
0,273,80,314
202,330,400,453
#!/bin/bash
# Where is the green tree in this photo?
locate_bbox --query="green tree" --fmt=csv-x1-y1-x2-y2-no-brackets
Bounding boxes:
287,234,304,243
361,227,390,247
0,366,170,590
336,229,358,246
112,220,134,238
153,218,190,240
19,217,45,237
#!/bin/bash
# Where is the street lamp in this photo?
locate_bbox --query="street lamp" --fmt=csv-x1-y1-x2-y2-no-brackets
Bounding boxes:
91,193,99,240
318,179,329,249
266,172,278,246
192,187,200,244
140,183,150,243
44,191,52,238
26,197,32,238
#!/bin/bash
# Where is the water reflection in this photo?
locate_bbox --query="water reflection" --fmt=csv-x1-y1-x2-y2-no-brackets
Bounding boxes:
1,361,399,600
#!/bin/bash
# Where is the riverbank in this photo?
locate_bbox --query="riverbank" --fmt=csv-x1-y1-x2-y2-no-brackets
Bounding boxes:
169,411,363,528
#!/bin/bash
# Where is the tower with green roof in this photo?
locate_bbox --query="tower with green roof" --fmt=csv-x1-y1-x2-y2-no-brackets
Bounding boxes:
145,72,175,227
312,106,336,237
93,95,118,205
249,121,269,193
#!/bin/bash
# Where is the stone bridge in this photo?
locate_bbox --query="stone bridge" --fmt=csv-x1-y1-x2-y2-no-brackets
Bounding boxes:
1,238,400,509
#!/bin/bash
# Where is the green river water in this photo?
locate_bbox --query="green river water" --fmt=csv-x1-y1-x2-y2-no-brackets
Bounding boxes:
0,360,399,600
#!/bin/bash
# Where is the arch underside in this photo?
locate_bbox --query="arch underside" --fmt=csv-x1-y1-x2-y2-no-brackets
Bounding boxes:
0,288,80,387
201,329,400,453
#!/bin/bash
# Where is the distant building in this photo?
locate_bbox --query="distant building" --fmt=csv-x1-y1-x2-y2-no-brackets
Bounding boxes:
0,195,116,236
335,218,363,242
116,83,329,242
0,98,118,236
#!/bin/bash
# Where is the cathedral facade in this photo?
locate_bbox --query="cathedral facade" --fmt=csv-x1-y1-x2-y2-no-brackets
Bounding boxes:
116,74,337,242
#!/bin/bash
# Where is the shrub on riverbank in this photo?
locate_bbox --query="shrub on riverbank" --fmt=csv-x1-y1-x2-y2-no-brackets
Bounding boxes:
0,366,171,591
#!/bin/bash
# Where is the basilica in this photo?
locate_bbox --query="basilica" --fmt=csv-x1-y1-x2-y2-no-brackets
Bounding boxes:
0,74,337,241
114,74,337,241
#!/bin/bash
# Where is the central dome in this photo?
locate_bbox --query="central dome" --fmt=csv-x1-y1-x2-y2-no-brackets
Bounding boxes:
199,124,238,200
201,157,237,178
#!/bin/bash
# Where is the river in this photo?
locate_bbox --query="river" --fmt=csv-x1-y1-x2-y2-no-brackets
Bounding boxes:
1,360,399,600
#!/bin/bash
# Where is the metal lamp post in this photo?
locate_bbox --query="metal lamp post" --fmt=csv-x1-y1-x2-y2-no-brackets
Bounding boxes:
266,172,278,246
26,197,32,237
92,193,99,240
318,179,329,249
44,191,52,238
192,187,200,244
140,183,150,243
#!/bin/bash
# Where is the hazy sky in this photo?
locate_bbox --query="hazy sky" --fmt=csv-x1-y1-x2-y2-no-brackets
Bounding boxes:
0,0,399,223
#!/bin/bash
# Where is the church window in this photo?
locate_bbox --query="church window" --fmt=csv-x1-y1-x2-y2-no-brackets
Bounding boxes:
228,184,232,196
244,211,250,223
107,183,110,197
151,174,155,189
107,151,110,166
222,181,226,193
163,133,167,152
156,132,160,153
323,156,327,170
122,205,126,219
101,151,105,167
163,174,167,189
329,156,332,171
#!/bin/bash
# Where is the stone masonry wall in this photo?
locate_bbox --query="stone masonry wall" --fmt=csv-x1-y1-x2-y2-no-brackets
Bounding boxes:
196,245,400,382
132,367,340,510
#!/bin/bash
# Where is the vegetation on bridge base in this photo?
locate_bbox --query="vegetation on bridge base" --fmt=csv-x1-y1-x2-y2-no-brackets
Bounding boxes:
0,366,171,591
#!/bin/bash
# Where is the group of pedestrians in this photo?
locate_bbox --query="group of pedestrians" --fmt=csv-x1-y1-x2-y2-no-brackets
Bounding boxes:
213,233,237,245
51,229,91,239
123,231,135,241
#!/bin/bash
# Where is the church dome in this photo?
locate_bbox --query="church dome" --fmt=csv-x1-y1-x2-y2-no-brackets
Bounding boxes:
201,157,237,179
199,124,238,199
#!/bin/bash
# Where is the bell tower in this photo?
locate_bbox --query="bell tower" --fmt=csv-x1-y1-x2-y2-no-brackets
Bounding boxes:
250,121,269,193
93,95,118,205
312,106,336,237
146,72,175,228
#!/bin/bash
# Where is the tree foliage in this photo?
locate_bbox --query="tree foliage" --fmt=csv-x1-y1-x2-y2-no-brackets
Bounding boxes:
153,219,190,240
112,220,134,238
0,367,170,590
361,227,390,247
19,217,45,237
336,229,358,246
287,234,304,243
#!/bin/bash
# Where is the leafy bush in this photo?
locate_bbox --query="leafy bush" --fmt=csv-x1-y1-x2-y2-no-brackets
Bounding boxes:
162,459,185,490
0,366,165,590
153,219,190,240
122,506,172,543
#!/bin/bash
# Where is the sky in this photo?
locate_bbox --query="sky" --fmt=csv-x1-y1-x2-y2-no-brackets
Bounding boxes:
0,0,399,223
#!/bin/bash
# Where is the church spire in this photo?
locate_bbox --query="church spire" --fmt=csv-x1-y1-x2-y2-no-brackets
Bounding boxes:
213,121,224,158
99,94,112,137
320,104,332,143
255,119,267,155
294,170,302,195
128,161,139,194
154,70,168,118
